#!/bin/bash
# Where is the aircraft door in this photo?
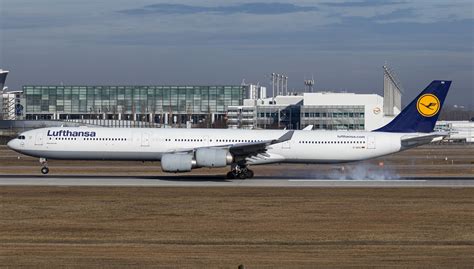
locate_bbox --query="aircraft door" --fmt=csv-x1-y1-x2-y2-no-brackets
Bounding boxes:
367,136,376,149
133,133,141,146
35,132,44,146
141,133,150,147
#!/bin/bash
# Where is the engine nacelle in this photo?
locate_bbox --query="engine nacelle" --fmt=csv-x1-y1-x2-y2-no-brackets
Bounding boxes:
195,148,233,168
161,153,196,172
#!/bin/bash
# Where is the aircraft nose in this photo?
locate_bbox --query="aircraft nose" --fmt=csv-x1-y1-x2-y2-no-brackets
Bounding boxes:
7,139,17,150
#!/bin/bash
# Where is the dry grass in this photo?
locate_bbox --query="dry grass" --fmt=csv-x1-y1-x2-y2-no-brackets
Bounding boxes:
0,145,473,267
1,187,473,268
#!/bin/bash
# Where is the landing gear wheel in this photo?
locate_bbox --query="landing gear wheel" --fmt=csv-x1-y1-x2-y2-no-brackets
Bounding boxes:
228,163,254,180
39,158,49,175
245,169,254,179
41,167,49,175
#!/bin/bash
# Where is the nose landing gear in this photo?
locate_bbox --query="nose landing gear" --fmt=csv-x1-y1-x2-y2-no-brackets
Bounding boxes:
39,158,49,175
226,163,254,179
41,167,49,175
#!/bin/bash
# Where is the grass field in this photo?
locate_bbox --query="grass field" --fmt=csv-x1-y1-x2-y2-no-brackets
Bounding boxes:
0,144,473,267
1,187,473,268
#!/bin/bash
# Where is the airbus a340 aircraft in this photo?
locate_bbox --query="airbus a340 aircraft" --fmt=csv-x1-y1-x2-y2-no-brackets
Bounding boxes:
8,80,451,179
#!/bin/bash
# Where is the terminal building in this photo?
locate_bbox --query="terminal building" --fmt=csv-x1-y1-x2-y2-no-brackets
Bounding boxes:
0,69,8,120
227,89,302,130
22,85,244,126
2,90,22,121
300,92,387,131
227,92,391,131
227,66,402,131
0,66,403,131
436,121,474,143
0,70,22,121
3,66,473,142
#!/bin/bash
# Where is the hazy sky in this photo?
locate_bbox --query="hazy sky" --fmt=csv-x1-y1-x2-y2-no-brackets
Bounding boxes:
1,0,473,106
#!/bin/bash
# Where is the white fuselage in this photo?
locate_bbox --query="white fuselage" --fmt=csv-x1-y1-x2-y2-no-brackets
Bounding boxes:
8,127,405,165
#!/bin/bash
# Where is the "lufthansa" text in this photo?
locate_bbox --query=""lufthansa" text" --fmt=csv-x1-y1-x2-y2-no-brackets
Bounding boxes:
47,130,97,137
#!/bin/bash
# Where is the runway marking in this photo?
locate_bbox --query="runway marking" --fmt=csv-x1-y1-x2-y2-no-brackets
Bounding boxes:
288,179,428,182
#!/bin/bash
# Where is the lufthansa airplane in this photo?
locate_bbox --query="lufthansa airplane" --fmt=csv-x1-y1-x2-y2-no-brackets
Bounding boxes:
7,80,451,179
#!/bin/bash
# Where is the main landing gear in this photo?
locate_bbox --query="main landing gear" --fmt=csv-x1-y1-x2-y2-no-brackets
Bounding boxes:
39,157,49,175
226,164,254,179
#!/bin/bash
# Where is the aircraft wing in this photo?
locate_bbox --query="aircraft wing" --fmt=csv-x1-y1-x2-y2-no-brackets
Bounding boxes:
169,131,294,160
228,130,294,157
401,132,449,148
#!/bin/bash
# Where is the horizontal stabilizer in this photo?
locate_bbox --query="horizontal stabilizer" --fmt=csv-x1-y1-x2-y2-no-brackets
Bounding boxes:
401,132,449,148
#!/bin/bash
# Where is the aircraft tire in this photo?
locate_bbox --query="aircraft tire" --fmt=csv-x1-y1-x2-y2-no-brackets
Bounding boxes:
246,169,254,178
41,167,49,175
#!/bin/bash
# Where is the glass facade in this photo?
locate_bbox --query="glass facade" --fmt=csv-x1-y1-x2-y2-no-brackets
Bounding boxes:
256,105,301,129
23,85,244,122
301,105,365,130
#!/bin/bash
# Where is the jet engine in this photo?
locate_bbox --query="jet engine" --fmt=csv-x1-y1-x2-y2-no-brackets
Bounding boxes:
160,148,233,173
195,148,233,168
161,153,196,172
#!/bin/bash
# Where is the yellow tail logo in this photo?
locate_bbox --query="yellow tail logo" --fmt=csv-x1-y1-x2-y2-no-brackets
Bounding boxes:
417,94,440,117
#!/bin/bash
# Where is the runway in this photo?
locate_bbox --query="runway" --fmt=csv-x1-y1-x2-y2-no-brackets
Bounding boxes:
0,175,473,187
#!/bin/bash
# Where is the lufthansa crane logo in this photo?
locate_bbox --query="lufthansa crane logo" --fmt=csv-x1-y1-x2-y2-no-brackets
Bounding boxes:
417,94,440,117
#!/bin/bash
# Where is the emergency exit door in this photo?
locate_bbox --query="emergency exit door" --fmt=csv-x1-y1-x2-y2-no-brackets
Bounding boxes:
35,133,43,145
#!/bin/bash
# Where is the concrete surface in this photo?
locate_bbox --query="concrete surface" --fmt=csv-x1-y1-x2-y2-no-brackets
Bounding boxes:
0,175,472,187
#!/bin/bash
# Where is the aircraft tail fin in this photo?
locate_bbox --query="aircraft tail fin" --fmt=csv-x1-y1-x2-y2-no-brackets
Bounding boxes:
375,80,451,133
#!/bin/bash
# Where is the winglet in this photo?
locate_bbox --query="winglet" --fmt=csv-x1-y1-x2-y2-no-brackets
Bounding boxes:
302,125,313,131
273,130,294,144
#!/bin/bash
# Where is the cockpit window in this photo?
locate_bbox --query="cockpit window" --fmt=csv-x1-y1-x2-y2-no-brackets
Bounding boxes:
18,135,26,140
